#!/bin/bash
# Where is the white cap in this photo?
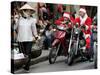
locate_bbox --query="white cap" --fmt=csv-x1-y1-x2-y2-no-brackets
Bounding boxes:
20,4,35,12
79,8,86,13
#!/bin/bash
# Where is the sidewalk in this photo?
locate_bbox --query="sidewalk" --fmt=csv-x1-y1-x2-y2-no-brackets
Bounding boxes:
31,50,49,65
15,50,50,72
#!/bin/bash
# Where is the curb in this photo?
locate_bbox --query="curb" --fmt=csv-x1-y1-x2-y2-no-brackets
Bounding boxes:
30,55,49,65
15,50,49,71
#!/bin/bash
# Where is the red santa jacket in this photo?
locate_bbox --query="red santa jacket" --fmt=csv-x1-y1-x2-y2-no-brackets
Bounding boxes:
75,17,92,35
54,17,75,28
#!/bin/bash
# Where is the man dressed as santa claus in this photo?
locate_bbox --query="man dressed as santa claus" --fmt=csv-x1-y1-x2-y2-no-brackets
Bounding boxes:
54,12,75,29
53,12,74,56
75,8,92,58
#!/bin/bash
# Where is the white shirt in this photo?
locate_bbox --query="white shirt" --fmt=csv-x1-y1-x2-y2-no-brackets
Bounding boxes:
15,17,37,42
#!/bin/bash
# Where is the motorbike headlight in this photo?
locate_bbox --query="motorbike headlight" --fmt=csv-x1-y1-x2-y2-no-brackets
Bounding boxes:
74,28,79,34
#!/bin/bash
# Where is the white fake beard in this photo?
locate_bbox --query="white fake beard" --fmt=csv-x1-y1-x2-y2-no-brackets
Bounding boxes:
80,14,88,25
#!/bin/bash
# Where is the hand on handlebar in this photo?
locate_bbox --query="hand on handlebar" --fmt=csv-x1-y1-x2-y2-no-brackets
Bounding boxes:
61,21,67,24
80,25,86,30
65,26,69,30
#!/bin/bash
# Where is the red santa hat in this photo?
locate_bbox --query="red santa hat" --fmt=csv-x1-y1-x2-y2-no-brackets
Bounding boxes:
79,8,86,13
63,12,70,19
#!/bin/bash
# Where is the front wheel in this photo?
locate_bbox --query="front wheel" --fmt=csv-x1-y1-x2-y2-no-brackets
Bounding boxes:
67,43,76,65
93,42,97,68
49,44,60,64
67,52,74,65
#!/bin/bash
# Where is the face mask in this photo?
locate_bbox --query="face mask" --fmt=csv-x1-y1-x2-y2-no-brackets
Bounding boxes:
32,14,35,17
23,11,29,18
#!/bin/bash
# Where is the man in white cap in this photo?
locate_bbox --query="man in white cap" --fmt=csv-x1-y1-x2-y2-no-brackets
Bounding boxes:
15,3,38,71
75,8,92,60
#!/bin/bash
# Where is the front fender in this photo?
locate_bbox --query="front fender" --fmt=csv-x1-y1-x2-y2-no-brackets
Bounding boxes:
52,39,60,47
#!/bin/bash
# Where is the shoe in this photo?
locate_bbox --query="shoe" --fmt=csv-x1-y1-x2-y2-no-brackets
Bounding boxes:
65,56,68,63
23,68,30,73
23,66,30,71
81,56,87,61
23,69,30,73
89,58,93,62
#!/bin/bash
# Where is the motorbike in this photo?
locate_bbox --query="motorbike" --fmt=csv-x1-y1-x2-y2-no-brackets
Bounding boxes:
48,22,71,64
67,24,91,65
92,21,97,68
93,27,97,68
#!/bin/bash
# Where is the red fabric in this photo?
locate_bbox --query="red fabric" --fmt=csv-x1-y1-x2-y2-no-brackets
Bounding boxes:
75,17,92,34
54,15,74,55
86,37,90,49
63,12,70,18
54,16,75,29
54,17,64,25
57,4,63,13
64,12,71,15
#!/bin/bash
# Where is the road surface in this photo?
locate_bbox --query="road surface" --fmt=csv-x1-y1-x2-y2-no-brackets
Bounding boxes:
15,56,95,74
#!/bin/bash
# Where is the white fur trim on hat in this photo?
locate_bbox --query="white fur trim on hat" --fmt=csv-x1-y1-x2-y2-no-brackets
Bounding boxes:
63,13,70,19
79,8,86,13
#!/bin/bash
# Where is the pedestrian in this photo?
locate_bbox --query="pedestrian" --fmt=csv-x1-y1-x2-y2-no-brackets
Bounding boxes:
39,4,48,24
15,4,38,71
43,23,54,49
75,8,92,60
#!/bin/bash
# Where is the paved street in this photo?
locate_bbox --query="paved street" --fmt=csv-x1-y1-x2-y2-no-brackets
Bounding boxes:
15,56,95,74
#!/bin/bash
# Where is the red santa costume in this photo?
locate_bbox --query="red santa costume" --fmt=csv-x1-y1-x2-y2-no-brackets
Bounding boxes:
53,12,74,55
54,12,75,43
75,8,92,49
54,12,75,29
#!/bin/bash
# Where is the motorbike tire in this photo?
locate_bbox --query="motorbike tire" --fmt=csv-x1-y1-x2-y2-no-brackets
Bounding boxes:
67,43,76,65
94,42,97,68
67,52,74,65
49,44,60,64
